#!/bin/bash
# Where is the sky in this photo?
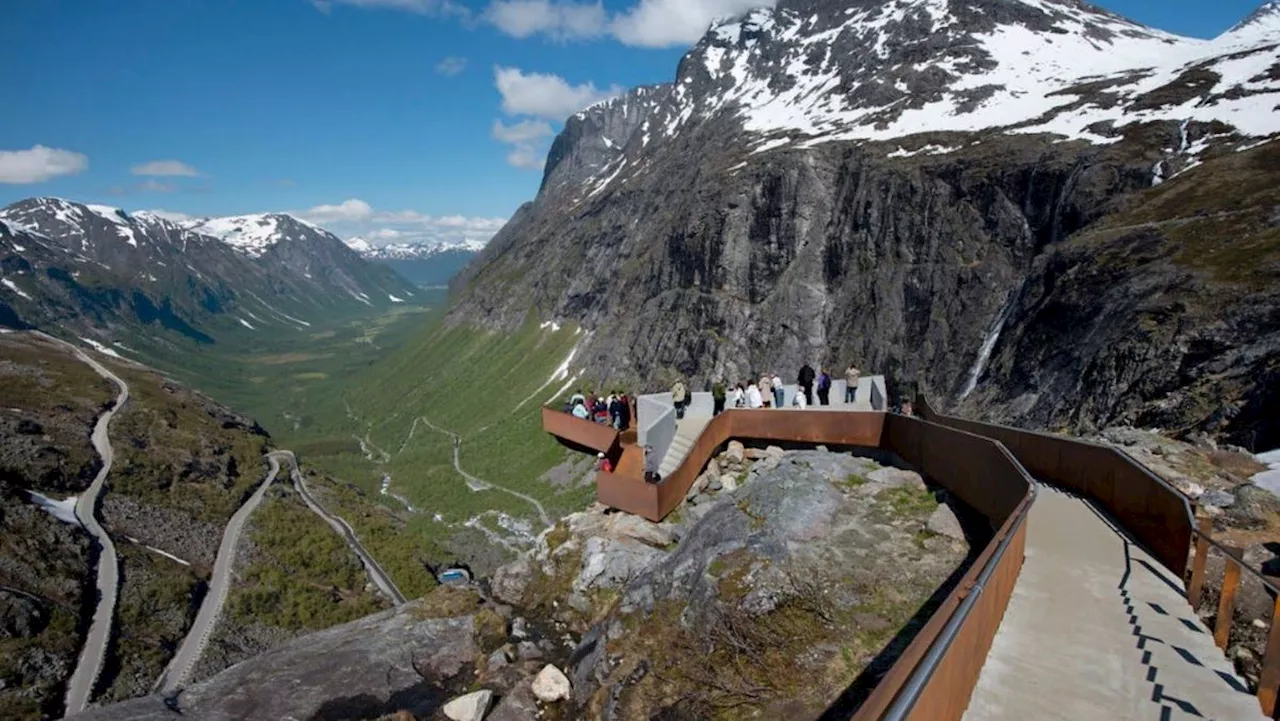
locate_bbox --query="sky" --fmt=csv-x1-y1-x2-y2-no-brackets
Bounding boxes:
0,0,1268,247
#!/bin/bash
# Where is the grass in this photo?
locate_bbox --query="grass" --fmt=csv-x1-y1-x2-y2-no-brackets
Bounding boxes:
227,487,390,631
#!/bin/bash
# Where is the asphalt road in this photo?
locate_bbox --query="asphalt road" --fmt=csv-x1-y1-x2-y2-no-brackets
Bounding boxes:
279,451,407,605
56,338,129,716
156,453,281,693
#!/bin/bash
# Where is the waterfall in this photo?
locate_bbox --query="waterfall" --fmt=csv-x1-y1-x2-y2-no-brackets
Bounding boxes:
961,287,1021,400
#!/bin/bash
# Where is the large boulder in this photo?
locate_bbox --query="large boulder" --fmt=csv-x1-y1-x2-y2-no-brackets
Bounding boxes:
569,450,970,718
443,689,494,721
73,593,486,721
532,664,573,702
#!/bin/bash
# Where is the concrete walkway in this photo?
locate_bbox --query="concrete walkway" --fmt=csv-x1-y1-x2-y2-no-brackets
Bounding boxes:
964,485,1264,721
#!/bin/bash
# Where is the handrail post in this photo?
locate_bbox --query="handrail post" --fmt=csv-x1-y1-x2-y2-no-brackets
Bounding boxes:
1258,575,1280,718
1187,514,1213,606
1214,544,1243,651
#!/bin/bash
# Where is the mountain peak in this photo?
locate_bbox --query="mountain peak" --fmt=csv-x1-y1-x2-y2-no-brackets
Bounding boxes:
181,213,329,258
1224,1,1280,38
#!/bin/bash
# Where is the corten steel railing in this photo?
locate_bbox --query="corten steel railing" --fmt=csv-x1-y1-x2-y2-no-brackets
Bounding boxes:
916,395,1280,717
540,406,619,456
544,405,1036,720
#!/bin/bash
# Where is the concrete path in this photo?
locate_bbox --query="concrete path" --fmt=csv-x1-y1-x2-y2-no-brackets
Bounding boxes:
156,453,281,693
59,339,129,716
281,451,407,605
964,485,1264,721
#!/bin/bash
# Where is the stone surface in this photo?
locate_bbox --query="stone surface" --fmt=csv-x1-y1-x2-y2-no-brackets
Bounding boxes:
726,441,746,464
927,502,966,541
866,467,926,490
574,536,666,594
532,664,572,703
487,681,539,721
490,556,534,606
443,690,494,721
1199,489,1236,508
74,601,481,721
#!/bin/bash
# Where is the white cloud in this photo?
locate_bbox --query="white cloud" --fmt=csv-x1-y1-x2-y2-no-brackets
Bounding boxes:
495,66,621,119
0,145,89,184
141,209,194,222
492,119,554,144
435,56,468,75
484,0,606,40
312,0,470,17
300,198,375,223
131,159,201,177
298,198,508,249
139,179,177,193
492,119,555,169
610,0,773,47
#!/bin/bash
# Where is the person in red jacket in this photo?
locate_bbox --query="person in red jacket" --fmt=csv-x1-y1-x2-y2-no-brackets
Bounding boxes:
598,452,613,473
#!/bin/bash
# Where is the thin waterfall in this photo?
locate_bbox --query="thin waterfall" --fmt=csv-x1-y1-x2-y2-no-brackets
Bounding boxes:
961,286,1021,399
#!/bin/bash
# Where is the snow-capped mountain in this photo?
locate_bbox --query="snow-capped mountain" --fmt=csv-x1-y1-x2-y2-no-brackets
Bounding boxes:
349,239,488,260
451,0,1280,450
181,213,326,259
541,0,1280,196
344,239,486,286
0,198,420,352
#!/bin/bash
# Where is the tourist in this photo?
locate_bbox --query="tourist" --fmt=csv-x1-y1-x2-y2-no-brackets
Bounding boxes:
817,368,832,406
712,380,726,416
759,373,773,408
746,381,763,409
798,363,816,406
643,445,660,484
593,397,610,425
672,378,688,420
845,363,860,404
729,383,745,409
772,371,784,408
792,388,808,409
619,393,632,430
598,452,613,473
572,399,589,420
609,393,624,430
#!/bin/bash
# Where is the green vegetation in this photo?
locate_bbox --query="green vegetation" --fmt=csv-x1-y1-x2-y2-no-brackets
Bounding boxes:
228,488,389,631
1075,140,1280,289
0,603,80,721
875,484,939,518
99,545,203,703
107,364,268,525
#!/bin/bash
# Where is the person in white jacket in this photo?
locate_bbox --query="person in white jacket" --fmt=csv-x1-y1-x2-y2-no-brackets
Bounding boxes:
746,381,763,409
792,388,808,409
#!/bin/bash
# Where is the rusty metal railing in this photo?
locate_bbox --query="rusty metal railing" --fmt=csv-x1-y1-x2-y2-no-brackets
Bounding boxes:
917,394,1280,717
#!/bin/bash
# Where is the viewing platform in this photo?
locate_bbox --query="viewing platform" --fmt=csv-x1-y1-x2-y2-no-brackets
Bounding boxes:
541,389,1279,721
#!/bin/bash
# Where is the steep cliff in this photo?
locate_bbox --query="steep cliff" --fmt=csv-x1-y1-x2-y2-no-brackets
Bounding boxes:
451,0,1280,447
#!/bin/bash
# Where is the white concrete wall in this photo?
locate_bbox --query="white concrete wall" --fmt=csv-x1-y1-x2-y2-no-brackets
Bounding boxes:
637,393,676,465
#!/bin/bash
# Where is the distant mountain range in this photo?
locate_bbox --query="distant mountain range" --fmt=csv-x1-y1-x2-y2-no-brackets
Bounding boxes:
0,198,420,353
344,237,485,287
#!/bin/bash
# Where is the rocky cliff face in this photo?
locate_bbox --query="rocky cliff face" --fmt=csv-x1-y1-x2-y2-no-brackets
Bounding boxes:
450,0,1280,448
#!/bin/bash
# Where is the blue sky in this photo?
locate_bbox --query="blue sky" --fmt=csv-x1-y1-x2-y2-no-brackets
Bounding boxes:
0,0,1268,246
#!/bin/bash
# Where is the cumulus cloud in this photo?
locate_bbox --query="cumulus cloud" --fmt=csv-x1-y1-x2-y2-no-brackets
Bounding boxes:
491,119,554,170
495,66,620,119
0,145,89,184
484,0,607,40
131,159,201,177
435,56,468,75
298,198,507,249
610,0,774,47
300,198,375,223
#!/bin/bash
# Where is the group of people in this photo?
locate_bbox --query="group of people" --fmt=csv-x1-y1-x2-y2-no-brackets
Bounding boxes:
566,390,633,430
699,362,862,415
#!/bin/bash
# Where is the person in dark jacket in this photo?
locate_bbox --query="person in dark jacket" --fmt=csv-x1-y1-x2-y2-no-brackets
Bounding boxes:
798,363,816,409
817,368,832,406
712,380,726,416
609,394,624,430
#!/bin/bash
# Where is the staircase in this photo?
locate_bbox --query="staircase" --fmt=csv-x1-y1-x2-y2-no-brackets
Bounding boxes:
658,414,711,478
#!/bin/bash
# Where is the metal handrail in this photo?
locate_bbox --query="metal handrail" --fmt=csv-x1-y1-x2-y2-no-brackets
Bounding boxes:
918,393,1280,596
882,447,1037,721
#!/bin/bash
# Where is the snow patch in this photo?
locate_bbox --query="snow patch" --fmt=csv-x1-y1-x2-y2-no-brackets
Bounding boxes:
238,318,256,330
80,338,122,358
1254,448,1280,499
388,294,405,303
1,278,32,300
26,490,80,525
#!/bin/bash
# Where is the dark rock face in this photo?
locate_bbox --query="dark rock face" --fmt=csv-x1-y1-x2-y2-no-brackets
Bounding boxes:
73,601,482,721
450,0,1280,447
